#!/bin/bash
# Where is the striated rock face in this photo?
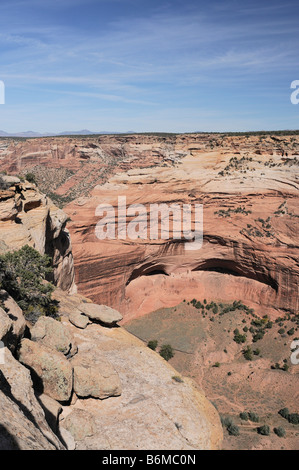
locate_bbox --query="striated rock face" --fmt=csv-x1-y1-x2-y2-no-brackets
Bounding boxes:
63,135,299,321
0,177,76,293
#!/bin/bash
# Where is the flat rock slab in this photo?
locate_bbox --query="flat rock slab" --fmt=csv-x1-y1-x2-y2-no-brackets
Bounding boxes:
77,303,122,326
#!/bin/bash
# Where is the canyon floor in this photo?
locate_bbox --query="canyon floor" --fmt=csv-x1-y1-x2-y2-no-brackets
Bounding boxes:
124,299,299,450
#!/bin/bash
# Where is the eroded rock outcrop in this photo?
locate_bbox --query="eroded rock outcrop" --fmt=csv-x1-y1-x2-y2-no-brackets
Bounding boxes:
0,176,76,293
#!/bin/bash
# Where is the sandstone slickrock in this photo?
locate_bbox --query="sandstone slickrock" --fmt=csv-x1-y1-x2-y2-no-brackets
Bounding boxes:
78,302,123,326
0,347,65,450
31,315,77,357
71,352,121,399
18,338,73,402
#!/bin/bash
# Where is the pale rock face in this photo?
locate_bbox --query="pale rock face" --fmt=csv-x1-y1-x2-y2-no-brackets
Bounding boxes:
18,339,73,402
31,316,77,357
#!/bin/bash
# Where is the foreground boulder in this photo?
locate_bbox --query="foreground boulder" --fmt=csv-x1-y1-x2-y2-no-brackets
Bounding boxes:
0,347,65,450
31,316,77,357
71,353,121,399
77,302,122,326
69,310,90,329
18,339,73,402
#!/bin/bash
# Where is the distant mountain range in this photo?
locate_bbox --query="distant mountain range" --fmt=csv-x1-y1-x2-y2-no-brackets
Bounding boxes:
0,130,136,137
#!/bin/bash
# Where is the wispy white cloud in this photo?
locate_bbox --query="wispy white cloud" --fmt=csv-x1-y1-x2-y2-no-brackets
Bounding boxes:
0,0,298,132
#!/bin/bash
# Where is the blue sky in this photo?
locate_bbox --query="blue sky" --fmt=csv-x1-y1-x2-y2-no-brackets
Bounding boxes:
0,0,299,133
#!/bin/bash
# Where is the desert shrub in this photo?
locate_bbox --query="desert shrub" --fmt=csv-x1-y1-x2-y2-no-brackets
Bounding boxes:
234,332,247,344
278,408,289,419
240,412,249,421
248,412,259,423
213,362,221,368
172,375,183,383
243,346,253,361
227,424,240,436
159,344,174,361
147,340,158,351
288,413,299,425
0,245,57,323
252,331,264,342
221,417,239,436
257,425,270,436
274,426,286,437
221,416,233,428
25,172,37,184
